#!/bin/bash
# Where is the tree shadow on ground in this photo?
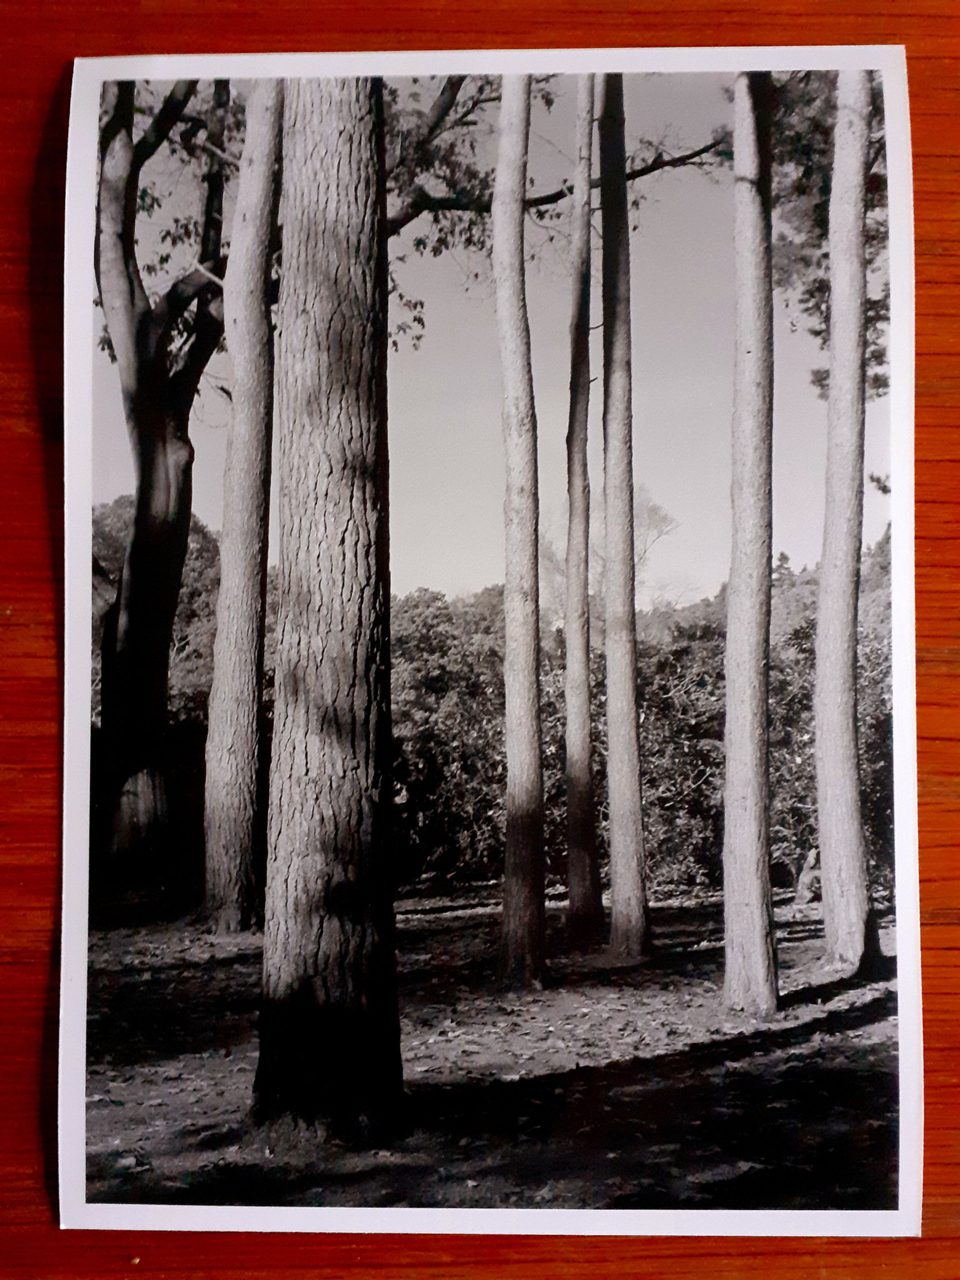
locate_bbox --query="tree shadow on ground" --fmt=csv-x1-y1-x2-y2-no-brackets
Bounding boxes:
85,894,899,1210
88,987,897,1210
400,985,896,1209
779,952,897,1010
86,896,894,1067
87,942,261,1066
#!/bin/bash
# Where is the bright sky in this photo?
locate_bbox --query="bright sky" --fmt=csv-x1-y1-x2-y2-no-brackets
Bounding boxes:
91,72,891,607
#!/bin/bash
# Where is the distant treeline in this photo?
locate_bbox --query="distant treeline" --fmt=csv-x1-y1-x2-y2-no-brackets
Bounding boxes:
91,495,893,905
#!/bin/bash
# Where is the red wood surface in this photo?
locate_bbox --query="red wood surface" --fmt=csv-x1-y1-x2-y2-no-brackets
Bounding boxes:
1,2,958,1275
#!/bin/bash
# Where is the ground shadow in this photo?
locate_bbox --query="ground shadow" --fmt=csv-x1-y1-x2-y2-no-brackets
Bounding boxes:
86,898,896,1070
86,890,899,1211
88,982,897,1210
87,942,261,1066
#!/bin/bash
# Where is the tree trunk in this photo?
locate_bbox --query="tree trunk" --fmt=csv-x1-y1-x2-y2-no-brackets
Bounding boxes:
97,82,198,866
96,80,225,870
722,71,778,1016
100,395,194,861
204,81,283,933
254,78,402,1134
492,75,546,988
598,73,649,958
815,70,875,974
565,74,604,948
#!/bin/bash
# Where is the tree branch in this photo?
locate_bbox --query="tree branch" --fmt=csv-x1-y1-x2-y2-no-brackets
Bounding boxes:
192,260,227,289
421,76,468,146
387,183,487,236
167,81,231,405
387,139,720,238
170,293,224,414
132,80,198,176
386,76,467,176
95,82,135,301
528,139,722,210
197,138,240,169
867,136,885,177
447,91,501,131
96,81,150,397
153,257,227,355
199,81,230,264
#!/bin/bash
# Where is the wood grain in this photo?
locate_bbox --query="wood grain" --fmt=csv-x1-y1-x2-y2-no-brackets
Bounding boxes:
1,1,957,1273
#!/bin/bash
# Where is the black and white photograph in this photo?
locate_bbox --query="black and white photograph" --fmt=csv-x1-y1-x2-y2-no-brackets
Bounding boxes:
59,47,920,1234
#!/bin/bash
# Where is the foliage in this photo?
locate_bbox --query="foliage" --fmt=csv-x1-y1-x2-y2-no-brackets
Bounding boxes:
766,536,894,901
636,620,727,894
389,586,508,886
98,80,241,365
383,75,725,336
385,531,892,900
88,502,894,905
855,529,895,898
384,76,500,257
91,496,220,724
768,614,818,888
770,71,890,398
102,76,727,363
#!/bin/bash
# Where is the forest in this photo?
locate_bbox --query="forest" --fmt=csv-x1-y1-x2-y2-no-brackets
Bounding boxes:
85,67,899,1211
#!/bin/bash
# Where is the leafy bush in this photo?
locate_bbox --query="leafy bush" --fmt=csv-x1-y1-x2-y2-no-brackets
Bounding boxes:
390,587,507,885
636,620,726,895
90,498,894,903
91,496,220,724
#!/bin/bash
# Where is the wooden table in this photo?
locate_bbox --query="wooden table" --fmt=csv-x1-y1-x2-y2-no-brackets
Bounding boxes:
2,2,958,1274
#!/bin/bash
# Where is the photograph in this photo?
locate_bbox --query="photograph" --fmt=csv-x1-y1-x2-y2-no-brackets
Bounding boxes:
59,46,920,1234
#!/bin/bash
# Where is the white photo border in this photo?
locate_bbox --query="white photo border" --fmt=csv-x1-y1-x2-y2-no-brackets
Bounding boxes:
60,44,920,1236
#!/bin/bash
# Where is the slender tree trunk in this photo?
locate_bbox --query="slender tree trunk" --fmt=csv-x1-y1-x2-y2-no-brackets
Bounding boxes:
565,74,604,948
598,73,649,958
204,81,283,933
254,78,402,1134
492,75,546,988
722,71,778,1016
816,70,875,974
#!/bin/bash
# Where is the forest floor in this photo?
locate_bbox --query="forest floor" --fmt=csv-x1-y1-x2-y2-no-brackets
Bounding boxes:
85,892,899,1210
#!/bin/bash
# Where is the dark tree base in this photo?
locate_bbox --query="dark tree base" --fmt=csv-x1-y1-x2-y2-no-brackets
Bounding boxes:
253,986,404,1142
565,918,606,955
854,909,889,982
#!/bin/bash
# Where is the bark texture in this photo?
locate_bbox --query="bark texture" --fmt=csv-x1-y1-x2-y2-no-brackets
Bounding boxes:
815,70,874,973
565,75,604,947
254,78,402,1132
96,80,226,865
99,401,193,860
204,81,283,933
492,76,546,988
598,74,649,958
722,72,778,1016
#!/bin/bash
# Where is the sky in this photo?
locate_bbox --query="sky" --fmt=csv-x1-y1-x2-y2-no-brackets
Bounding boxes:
91,71,892,608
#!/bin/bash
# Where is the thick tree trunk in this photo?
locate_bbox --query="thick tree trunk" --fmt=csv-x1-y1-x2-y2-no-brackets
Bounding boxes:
254,78,402,1134
492,75,546,988
565,74,604,948
722,71,778,1016
598,74,649,958
815,70,875,974
204,81,283,933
